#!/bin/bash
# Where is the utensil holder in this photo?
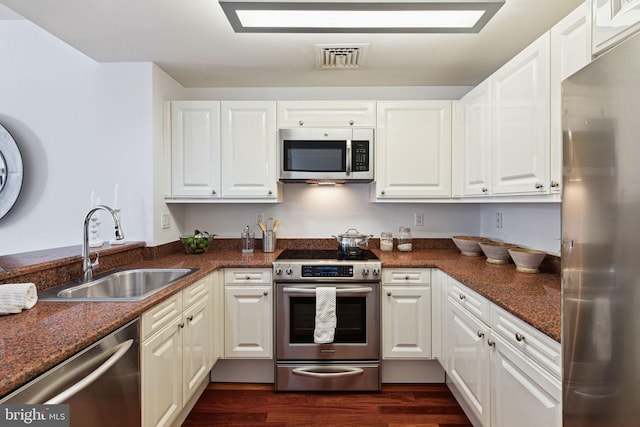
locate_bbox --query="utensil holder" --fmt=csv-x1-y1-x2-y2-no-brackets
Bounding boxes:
263,231,276,253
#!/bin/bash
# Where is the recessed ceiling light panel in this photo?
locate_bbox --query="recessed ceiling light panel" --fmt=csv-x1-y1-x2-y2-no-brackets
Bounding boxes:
219,0,505,33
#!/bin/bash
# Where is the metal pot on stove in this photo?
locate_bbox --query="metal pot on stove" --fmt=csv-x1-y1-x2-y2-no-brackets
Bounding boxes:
332,228,373,256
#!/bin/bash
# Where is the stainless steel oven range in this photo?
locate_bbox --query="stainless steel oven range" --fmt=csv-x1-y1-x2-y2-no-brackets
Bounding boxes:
273,249,381,391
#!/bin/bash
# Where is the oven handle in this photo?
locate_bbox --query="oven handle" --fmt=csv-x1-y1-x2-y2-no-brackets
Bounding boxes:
283,287,373,294
292,366,364,378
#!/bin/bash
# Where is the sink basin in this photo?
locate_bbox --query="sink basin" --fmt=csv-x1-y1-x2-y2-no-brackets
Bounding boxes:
38,268,198,302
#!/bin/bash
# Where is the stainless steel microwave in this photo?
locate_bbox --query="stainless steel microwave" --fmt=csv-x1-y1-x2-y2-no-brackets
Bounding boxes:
278,128,374,183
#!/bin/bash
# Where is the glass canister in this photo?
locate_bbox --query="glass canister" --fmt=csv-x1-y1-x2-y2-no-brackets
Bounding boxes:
398,226,413,252
380,232,393,252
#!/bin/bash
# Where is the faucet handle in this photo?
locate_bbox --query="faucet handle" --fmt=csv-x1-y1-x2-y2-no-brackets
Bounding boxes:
91,252,100,270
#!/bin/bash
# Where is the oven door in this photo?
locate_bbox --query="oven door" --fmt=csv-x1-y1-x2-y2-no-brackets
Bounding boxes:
276,282,380,361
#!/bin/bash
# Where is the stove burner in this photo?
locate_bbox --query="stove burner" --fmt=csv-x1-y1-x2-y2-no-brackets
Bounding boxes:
277,249,379,261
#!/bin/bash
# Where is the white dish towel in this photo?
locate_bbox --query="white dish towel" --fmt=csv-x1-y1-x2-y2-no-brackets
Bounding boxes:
0,283,38,315
313,286,336,344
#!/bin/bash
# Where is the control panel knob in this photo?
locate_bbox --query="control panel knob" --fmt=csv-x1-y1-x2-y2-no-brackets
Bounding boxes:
361,268,369,276
275,267,283,275
372,268,380,276
286,267,293,275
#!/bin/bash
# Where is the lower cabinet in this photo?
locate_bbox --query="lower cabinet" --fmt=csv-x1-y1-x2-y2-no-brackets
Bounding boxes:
141,276,213,427
443,274,561,427
224,268,273,359
382,268,432,359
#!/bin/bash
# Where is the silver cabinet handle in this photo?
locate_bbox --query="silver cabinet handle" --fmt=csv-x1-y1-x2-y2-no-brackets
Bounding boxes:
349,120,354,126
292,366,364,379
387,292,392,296
263,291,269,296
515,332,525,342
535,182,544,189
477,330,485,338
268,190,273,195
380,191,385,195
404,275,410,280
550,180,560,188
212,190,217,195
487,339,495,347
299,120,304,126
45,339,134,404
482,187,488,193
186,315,194,322
459,293,466,300
179,322,185,329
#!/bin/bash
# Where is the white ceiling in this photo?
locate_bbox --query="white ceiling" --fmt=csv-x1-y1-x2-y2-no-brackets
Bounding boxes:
0,0,583,88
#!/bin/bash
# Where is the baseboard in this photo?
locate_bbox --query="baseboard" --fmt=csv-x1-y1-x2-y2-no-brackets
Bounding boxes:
210,359,275,383
381,360,445,383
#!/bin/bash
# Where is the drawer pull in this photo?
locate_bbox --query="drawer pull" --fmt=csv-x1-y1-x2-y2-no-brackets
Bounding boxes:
186,315,194,322
263,291,269,296
487,339,495,347
515,332,525,342
405,275,410,280
477,330,485,338
179,323,185,329
459,294,466,300
387,292,392,296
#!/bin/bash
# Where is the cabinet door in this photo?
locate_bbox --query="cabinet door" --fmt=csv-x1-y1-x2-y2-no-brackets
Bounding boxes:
171,101,221,197
210,269,225,365
461,80,492,196
491,33,550,195
225,285,273,358
550,3,591,194
490,332,562,427
221,101,278,199
276,100,376,127
382,285,431,359
182,295,212,403
376,101,452,198
446,297,491,427
141,317,183,427
592,0,640,55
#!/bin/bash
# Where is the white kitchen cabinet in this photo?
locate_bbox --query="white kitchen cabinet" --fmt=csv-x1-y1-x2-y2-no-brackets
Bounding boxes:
224,268,273,359
459,80,492,196
430,269,447,364
210,269,225,365
592,0,640,55
220,101,279,199
171,101,221,198
442,273,562,427
141,277,213,427
489,333,561,427
276,100,376,127
550,2,591,194
381,269,432,359
491,33,550,195
375,101,452,199
446,289,491,427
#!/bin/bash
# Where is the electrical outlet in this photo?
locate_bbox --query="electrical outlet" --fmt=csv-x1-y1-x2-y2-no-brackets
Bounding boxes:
496,211,503,229
414,212,425,227
256,212,264,225
161,213,171,229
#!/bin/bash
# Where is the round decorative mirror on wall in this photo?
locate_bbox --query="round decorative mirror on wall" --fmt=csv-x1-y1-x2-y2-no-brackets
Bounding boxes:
0,123,24,219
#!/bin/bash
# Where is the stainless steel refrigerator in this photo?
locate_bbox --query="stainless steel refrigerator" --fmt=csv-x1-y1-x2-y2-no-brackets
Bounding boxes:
562,31,640,426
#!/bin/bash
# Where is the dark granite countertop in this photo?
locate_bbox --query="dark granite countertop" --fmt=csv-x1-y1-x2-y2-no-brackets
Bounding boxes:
0,242,560,398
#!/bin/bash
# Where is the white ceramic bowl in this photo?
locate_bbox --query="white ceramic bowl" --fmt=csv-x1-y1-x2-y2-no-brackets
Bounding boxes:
508,248,546,273
478,241,518,264
452,236,492,256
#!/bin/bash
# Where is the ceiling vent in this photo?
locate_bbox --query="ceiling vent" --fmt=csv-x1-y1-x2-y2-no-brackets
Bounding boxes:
315,44,369,70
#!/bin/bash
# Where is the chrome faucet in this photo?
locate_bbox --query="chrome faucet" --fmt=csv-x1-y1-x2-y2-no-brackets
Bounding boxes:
82,205,125,282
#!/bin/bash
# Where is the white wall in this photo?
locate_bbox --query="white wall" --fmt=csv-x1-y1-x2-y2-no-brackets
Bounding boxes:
480,203,561,255
178,184,482,241
0,19,154,255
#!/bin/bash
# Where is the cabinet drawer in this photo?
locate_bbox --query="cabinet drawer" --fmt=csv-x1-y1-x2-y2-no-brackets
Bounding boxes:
225,268,272,285
447,277,490,324
276,100,376,127
141,293,183,340
490,305,561,379
382,268,431,284
183,276,210,308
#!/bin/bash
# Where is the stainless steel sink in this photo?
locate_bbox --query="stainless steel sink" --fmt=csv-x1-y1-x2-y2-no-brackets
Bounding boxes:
38,268,199,302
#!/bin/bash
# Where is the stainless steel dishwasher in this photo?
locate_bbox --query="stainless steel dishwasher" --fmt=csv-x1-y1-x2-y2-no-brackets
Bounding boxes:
0,318,140,427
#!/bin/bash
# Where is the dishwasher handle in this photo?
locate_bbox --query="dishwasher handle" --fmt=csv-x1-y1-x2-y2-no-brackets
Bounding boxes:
45,338,134,405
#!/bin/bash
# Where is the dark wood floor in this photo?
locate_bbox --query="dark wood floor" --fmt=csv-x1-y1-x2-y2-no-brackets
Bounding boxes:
182,383,472,427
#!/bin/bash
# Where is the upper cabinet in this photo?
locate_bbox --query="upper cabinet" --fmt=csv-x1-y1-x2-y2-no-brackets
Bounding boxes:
220,101,279,199
168,100,280,202
459,81,492,197
592,0,640,56
171,101,221,198
375,101,452,200
491,33,550,196
277,101,376,128
550,2,591,194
